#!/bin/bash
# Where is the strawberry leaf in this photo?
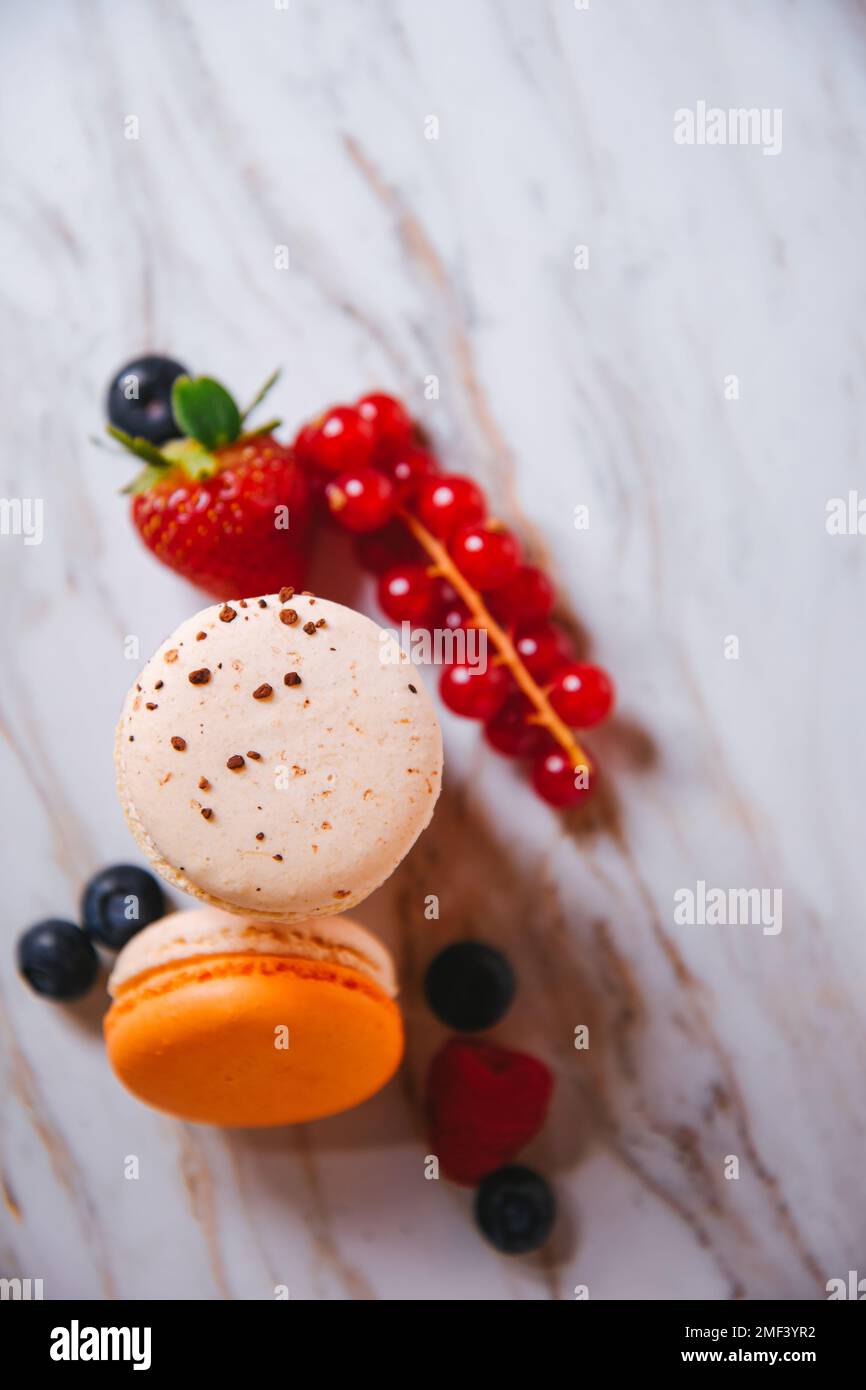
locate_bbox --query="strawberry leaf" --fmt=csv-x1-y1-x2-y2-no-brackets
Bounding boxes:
105,425,173,468
171,376,241,451
241,367,281,423
118,437,219,494
237,417,282,443
122,463,173,495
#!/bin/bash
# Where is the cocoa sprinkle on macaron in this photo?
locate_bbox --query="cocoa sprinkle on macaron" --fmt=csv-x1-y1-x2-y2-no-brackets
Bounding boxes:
284,672,302,686
279,608,298,626
227,754,245,770
171,736,187,751
303,621,316,635
196,631,207,641
155,680,164,690
272,854,283,862
198,777,210,790
257,599,268,608
219,605,236,623
252,683,273,700
256,832,265,841
279,586,294,603
189,668,211,685
247,750,262,760
201,807,213,820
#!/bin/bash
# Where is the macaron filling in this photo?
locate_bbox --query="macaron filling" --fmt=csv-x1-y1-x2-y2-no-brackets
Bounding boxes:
107,909,397,999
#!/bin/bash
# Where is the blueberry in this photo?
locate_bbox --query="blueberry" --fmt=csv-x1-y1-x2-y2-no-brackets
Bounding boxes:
17,920,99,1001
424,941,516,1030
106,355,189,444
474,1166,555,1255
82,864,165,950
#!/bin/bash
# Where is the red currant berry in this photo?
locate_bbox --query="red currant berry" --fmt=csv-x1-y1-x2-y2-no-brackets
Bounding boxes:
293,421,319,468
377,564,435,624
326,468,395,533
308,406,375,473
356,393,413,452
512,622,573,679
439,662,510,721
353,519,422,574
549,662,614,728
489,564,555,626
430,578,472,631
415,474,486,540
450,522,521,591
292,433,331,515
382,446,438,502
532,749,593,808
484,694,550,758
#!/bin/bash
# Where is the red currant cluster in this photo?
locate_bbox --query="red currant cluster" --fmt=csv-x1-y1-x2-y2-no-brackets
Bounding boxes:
294,394,615,808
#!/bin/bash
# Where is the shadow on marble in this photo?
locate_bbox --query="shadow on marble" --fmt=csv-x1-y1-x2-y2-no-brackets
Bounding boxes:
222,776,637,1272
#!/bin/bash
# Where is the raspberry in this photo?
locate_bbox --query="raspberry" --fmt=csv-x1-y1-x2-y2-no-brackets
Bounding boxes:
426,1037,554,1186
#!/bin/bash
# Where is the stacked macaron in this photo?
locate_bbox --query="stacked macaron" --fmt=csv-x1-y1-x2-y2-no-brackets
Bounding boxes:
104,589,442,1126
115,589,441,920
105,908,403,1126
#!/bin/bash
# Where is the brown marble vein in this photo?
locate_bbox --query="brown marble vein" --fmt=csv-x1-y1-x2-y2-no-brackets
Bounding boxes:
0,982,118,1298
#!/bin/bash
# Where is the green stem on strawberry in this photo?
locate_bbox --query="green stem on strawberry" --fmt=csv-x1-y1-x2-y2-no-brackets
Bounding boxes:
105,369,282,492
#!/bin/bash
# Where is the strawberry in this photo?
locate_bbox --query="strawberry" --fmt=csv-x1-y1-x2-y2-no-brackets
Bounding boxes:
106,369,312,597
426,1037,554,1186
130,436,311,598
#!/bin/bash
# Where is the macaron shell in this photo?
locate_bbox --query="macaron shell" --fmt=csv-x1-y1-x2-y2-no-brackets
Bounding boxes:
115,593,442,921
104,955,404,1126
107,906,398,998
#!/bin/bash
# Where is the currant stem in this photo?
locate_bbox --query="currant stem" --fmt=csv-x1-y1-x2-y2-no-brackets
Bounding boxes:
399,508,591,772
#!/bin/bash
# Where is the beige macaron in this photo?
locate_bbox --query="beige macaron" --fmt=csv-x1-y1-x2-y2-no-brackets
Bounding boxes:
116,591,442,921
107,907,398,999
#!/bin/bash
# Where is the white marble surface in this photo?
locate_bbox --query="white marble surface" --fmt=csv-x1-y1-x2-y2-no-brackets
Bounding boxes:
2,0,865,1300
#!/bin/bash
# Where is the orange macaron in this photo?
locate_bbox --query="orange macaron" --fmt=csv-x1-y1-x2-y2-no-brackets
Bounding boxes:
104,907,403,1126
